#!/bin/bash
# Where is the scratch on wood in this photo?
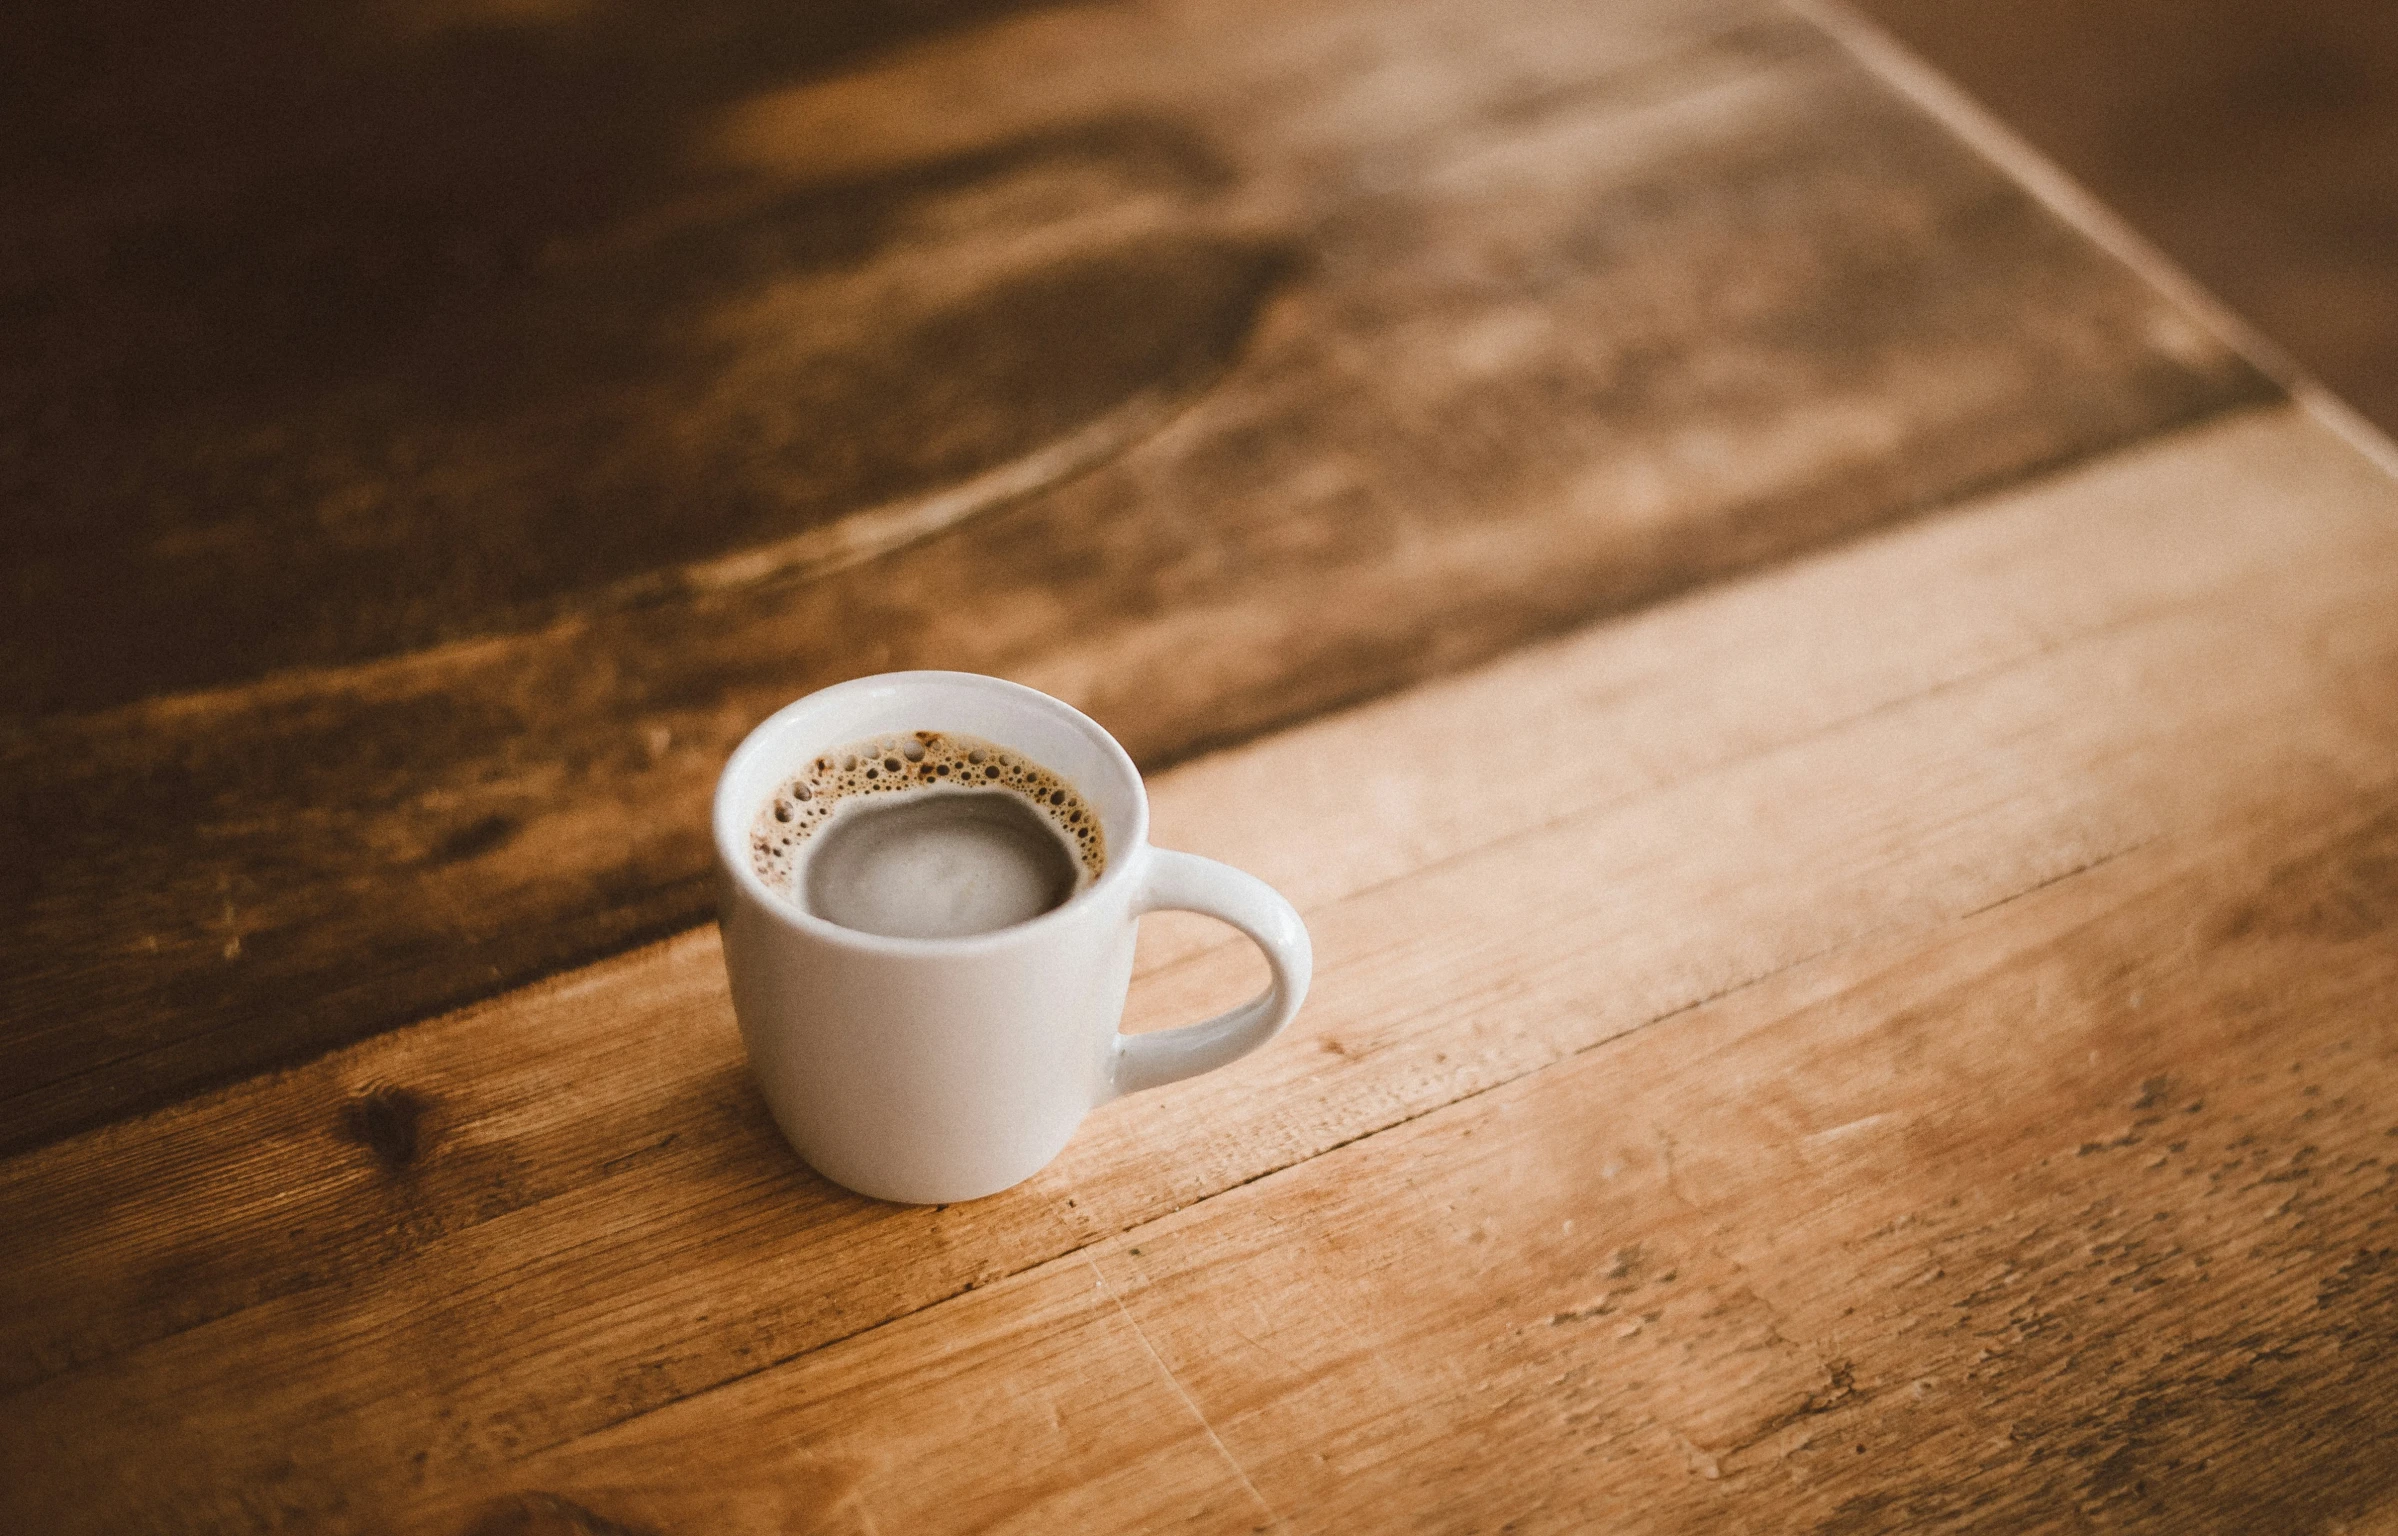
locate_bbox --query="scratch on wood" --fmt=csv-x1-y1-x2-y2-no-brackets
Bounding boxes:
1087,1256,1285,1533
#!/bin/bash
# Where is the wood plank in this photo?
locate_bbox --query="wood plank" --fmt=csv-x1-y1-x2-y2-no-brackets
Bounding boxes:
406,779,2398,1535
0,0,2280,1153
6,404,2394,1531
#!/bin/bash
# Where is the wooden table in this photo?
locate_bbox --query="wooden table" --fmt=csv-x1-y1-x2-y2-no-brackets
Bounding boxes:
5,0,2395,1529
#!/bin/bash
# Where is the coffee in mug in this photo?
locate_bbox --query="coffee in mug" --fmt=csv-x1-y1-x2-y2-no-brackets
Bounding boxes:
748,731,1103,940
713,671,1312,1204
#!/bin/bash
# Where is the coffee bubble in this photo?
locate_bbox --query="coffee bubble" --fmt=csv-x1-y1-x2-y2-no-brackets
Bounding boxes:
749,729,1107,904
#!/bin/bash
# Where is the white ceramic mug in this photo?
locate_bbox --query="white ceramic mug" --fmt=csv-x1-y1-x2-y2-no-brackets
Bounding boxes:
712,671,1312,1204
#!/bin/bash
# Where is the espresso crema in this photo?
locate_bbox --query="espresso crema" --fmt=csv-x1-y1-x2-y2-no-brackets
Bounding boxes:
750,731,1105,939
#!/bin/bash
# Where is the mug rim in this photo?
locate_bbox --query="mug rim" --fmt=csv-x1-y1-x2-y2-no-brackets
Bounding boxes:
712,670,1150,956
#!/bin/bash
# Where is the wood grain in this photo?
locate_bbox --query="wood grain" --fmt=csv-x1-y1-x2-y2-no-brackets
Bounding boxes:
414,783,2398,1536
0,0,2279,1153
5,404,2392,1532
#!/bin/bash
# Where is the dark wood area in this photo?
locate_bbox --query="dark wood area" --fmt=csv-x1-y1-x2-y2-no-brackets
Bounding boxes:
1852,0,2398,436
0,0,2275,1154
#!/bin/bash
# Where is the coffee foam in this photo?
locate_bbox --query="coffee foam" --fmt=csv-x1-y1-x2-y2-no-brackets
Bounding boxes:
749,729,1106,901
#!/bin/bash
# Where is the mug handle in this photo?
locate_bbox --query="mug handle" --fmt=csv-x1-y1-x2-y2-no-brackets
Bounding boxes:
1108,848,1313,1099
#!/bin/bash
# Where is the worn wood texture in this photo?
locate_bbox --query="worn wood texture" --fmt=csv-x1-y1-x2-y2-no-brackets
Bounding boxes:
419,786,2398,1536
0,0,2279,1154
6,405,2393,1533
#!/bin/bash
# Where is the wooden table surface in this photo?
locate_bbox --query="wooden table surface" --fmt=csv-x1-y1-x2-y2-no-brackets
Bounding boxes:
4,0,2394,1530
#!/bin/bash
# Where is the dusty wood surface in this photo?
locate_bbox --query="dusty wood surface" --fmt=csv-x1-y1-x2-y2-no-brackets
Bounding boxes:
6,405,2395,1532
0,0,2279,1154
